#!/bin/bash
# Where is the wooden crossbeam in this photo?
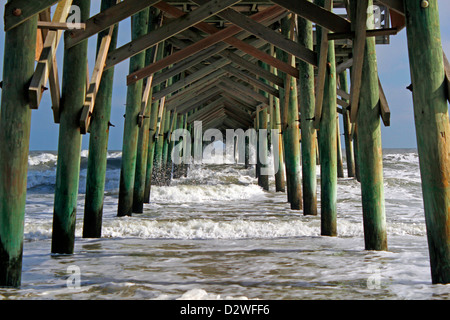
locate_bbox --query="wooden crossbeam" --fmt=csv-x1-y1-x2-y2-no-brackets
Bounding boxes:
313,0,332,129
219,77,270,106
37,21,86,30
138,15,165,127
223,65,280,98
152,45,221,87
105,0,241,69
80,26,114,134
377,77,390,127
138,44,160,127
328,27,399,40
224,104,253,124
164,69,226,105
349,0,369,123
218,83,260,108
191,0,317,67
336,58,353,75
153,59,230,101
156,97,166,137
176,88,223,114
187,97,226,123
166,81,221,111
4,0,60,31
222,93,257,112
337,88,350,101
271,0,351,33
224,111,252,128
29,0,72,112
127,4,294,85
160,19,286,89
376,0,404,15
65,0,161,48
443,52,450,104
220,50,285,88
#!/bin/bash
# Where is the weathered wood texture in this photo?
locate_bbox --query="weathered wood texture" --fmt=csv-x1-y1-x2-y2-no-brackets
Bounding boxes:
404,0,450,284
297,8,318,216
0,7,37,287
83,0,119,238
117,8,150,217
51,0,90,254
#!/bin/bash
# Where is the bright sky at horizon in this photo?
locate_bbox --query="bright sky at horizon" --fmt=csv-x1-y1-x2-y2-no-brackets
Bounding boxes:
0,1,449,151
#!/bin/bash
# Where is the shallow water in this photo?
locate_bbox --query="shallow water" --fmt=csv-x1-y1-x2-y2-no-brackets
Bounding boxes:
2,149,449,300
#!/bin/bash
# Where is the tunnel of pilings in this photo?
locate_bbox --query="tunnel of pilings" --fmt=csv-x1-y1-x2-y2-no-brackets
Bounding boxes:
0,0,449,287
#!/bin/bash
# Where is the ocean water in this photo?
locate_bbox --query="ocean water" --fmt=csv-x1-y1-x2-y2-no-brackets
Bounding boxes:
1,149,449,300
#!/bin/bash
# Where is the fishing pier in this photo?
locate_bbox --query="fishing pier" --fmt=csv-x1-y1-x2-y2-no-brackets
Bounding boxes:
0,0,449,288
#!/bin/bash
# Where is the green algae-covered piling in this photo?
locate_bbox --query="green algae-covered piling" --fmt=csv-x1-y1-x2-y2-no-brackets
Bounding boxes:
117,8,150,217
297,9,317,215
316,0,337,236
276,15,302,210
404,0,450,283
133,8,161,213
350,0,387,251
83,0,119,238
339,70,355,178
52,0,90,253
0,3,37,286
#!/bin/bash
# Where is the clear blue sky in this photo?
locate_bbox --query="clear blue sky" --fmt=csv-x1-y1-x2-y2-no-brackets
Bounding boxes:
0,1,449,150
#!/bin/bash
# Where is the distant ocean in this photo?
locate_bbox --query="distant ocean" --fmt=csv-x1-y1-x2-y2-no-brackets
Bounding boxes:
1,148,449,299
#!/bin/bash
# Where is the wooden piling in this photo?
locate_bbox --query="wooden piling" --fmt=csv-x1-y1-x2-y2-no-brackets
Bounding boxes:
339,70,355,178
83,0,119,238
273,94,286,192
276,15,302,210
117,8,149,217
404,0,450,283
316,0,337,236
51,0,90,253
133,8,160,213
143,42,166,203
165,111,178,182
0,5,37,286
172,114,184,179
336,117,344,178
257,62,270,191
153,105,167,184
297,9,317,215
350,0,387,251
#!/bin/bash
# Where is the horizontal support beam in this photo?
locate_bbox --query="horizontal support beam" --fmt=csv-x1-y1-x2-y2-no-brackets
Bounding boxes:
376,0,404,15
127,4,295,85
187,97,226,123
37,21,85,30
175,88,223,114
4,0,60,31
270,0,351,33
105,0,241,68
191,0,317,67
219,77,270,105
336,58,353,75
223,65,279,98
65,0,161,48
153,59,230,101
328,27,399,40
221,49,285,88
